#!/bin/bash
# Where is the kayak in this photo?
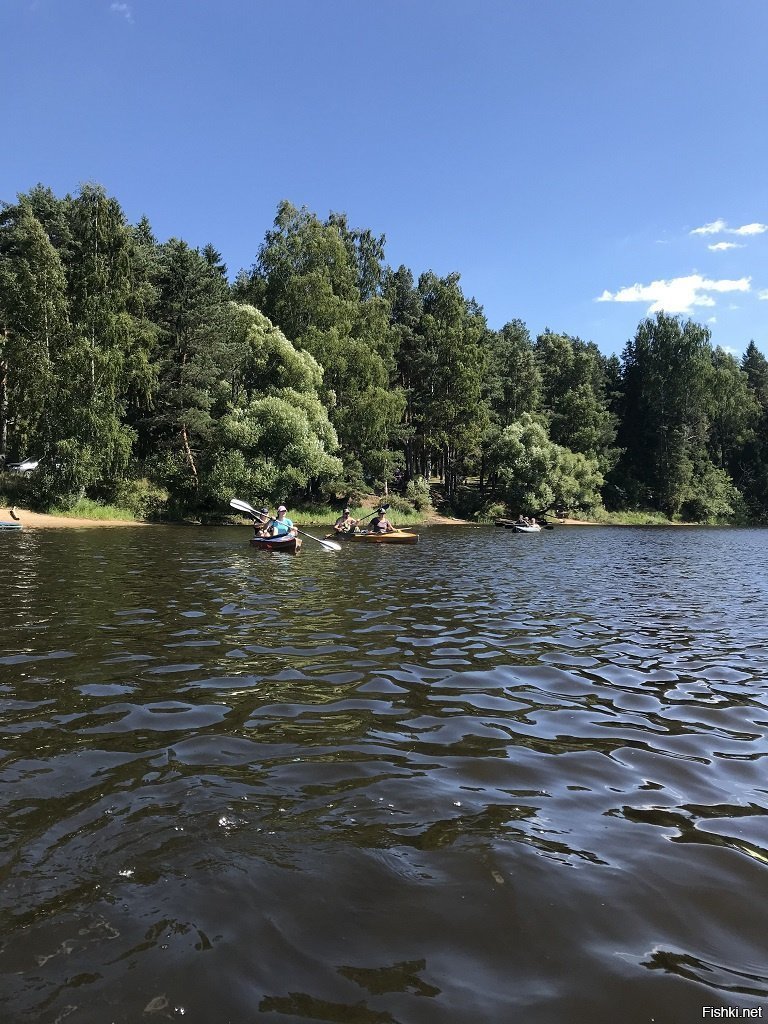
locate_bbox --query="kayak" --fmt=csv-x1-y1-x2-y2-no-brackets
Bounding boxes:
250,534,302,553
495,518,547,532
0,521,23,531
346,529,418,545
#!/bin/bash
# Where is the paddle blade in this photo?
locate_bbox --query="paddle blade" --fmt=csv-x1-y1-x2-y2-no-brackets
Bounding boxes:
318,538,342,551
230,497,257,515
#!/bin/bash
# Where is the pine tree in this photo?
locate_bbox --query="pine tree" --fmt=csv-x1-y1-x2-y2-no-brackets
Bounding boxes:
0,197,69,461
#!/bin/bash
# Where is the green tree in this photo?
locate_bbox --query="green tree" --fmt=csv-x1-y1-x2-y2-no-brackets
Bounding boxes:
412,271,489,496
23,184,74,262
243,201,404,489
0,186,163,506
144,238,241,508
619,313,714,516
488,413,603,514
382,264,423,478
742,340,768,406
0,197,69,461
739,341,768,520
486,320,541,427
535,330,619,476
707,347,759,473
207,305,342,504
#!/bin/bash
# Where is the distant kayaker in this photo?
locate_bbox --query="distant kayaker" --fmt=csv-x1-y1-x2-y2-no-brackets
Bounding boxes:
334,507,358,533
267,505,297,538
370,507,394,534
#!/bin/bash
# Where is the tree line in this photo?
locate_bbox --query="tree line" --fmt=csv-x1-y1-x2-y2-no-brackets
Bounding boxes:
1,183,767,522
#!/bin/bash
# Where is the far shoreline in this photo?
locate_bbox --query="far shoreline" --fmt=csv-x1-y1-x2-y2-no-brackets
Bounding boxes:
3,506,714,530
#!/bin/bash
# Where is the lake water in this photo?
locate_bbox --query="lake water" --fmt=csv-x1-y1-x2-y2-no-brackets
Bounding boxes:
1,524,767,1023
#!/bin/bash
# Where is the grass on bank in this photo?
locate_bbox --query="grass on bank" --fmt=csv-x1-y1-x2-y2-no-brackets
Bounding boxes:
583,508,690,526
48,498,140,521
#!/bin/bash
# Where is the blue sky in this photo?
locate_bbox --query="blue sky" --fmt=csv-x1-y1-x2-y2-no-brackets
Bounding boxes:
3,0,767,357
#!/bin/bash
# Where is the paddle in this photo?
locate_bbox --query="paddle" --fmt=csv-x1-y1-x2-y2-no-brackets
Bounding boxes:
229,498,342,552
356,503,390,524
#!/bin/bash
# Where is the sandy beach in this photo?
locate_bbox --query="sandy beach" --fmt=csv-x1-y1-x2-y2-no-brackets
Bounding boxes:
2,507,150,529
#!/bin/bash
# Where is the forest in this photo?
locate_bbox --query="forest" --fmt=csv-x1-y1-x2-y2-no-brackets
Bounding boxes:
1,183,768,523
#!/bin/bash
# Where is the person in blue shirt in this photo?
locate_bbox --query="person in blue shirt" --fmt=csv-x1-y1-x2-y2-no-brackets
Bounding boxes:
267,505,296,537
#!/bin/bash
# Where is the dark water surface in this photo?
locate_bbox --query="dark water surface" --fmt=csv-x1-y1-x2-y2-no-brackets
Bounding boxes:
1,524,767,1023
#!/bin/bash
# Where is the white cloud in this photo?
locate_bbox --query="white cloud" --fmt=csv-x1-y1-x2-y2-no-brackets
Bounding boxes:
759,290,768,301
691,220,727,236
691,219,768,237
707,317,717,324
732,222,768,236
708,242,742,252
596,274,751,315
110,2,133,21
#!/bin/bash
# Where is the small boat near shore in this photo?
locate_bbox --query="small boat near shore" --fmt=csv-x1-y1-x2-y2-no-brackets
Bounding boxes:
327,529,419,545
249,534,302,553
495,518,549,532
0,521,23,531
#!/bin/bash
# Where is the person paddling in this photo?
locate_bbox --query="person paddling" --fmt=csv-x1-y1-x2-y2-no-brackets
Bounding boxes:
333,507,358,533
253,506,271,537
267,505,297,538
369,507,394,534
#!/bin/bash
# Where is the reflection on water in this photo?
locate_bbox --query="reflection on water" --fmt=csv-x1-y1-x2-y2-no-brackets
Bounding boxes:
1,525,767,1022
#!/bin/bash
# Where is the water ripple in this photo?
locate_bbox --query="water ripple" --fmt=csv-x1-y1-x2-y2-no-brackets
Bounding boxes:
0,525,767,1021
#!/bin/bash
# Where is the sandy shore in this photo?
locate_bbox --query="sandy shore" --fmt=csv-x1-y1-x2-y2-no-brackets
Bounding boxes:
2,507,149,529
421,510,473,525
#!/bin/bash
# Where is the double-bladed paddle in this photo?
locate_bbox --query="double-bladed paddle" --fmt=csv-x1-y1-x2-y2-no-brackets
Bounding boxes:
229,498,342,552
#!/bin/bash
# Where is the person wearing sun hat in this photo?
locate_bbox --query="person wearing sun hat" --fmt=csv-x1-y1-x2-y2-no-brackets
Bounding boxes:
267,504,296,537
333,506,358,534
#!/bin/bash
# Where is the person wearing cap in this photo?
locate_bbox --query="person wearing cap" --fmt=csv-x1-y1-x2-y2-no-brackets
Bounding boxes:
333,507,358,534
267,505,296,537
369,507,394,534
253,506,272,537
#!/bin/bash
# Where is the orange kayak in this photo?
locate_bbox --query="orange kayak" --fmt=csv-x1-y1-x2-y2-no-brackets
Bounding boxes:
345,530,418,545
